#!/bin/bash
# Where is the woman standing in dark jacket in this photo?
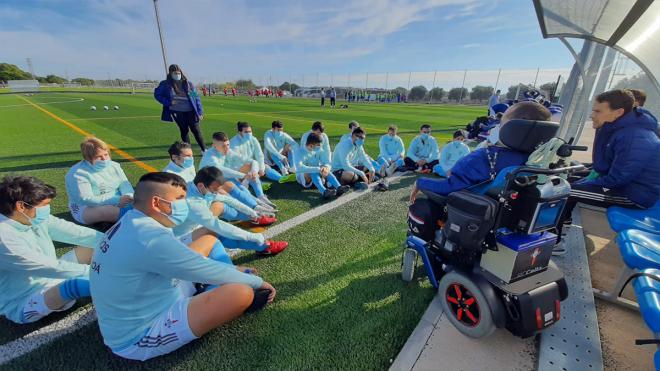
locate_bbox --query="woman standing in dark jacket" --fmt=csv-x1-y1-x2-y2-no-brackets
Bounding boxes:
154,64,206,152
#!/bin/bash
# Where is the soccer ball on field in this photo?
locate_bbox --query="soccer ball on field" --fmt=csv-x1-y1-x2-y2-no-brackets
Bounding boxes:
113,105,120,110
103,106,109,111
90,106,97,111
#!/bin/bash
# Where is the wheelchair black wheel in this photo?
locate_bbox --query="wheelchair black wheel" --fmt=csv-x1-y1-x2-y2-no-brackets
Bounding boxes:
438,271,496,338
401,248,417,282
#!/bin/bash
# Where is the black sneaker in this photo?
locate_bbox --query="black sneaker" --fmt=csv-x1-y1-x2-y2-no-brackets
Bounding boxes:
354,181,368,190
245,289,271,314
322,188,337,199
336,185,350,197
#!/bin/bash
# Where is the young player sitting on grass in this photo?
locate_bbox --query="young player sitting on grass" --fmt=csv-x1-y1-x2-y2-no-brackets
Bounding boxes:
331,127,376,188
293,132,350,199
165,141,273,222
263,120,298,176
378,125,405,176
90,172,276,361
163,141,196,183
300,121,332,164
404,124,439,174
200,132,277,211
65,137,134,225
410,101,552,203
173,168,287,261
230,121,297,183
433,130,471,178
340,120,361,143
0,175,104,324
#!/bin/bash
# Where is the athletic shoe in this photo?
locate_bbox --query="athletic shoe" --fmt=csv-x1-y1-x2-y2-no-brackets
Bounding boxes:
258,195,277,209
278,173,297,184
386,162,398,177
261,182,272,191
354,181,368,190
252,215,277,226
245,289,271,314
255,204,277,214
322,188,337,199
336,185,350,197
256,240,288,256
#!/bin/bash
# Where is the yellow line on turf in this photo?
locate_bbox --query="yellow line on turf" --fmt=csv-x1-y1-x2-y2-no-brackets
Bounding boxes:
18,96,158,173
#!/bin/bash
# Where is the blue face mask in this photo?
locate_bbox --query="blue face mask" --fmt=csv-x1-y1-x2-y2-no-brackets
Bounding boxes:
243,132,253,140
171,72,182,81
355,138,365,147
92,159,111,171
158,198,189,226
204,191,217,203
182,156,194,169
310,145,321,153
420,133,430,140
272,131,282,139
21,203,50,226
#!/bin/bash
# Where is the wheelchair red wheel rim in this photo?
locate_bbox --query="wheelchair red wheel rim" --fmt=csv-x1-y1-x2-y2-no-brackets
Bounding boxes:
445,282,480,327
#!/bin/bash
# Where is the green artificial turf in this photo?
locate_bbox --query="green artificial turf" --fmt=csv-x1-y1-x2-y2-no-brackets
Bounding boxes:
0,92,482,368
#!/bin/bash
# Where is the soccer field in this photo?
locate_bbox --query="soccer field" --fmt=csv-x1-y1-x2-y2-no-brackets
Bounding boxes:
0,93,485,369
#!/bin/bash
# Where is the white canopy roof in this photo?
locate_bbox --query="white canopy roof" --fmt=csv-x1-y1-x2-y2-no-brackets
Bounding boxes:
534,0,660,90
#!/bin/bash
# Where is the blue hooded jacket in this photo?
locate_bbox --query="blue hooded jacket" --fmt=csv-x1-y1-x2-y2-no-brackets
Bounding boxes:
154,79,204,123
583,107,660,208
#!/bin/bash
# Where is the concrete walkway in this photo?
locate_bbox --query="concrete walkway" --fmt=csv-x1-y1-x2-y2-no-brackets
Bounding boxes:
390,294,535,371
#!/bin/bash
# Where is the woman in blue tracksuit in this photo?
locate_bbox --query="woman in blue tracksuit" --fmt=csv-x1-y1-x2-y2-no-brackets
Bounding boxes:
154,64,206,152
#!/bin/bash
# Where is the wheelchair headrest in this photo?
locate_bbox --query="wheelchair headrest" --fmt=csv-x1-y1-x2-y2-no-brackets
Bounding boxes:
499,119,559,153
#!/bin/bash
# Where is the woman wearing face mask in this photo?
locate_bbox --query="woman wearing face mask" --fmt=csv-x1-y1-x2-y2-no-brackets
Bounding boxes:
65,137,135,225
0,175,105,324
163,141,196,183
154,64,206,152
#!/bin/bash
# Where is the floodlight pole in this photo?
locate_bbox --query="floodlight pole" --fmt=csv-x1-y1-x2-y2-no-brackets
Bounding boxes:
458,69,467,104
494,68,501,92
153,0,169,74
533,67,540,87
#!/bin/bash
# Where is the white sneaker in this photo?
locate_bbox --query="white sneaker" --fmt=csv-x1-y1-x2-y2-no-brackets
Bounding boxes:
255,203,277,214
386,162,398,177
552,242,566,256
257,196,277,210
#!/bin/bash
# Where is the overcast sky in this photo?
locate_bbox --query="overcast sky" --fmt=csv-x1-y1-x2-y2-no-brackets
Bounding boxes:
1,0,576,87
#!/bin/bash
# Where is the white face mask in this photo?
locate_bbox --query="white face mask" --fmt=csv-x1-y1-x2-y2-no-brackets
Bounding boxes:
171,72,182,81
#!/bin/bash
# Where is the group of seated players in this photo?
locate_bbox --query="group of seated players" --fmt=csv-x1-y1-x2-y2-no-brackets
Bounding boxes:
1,89,658,361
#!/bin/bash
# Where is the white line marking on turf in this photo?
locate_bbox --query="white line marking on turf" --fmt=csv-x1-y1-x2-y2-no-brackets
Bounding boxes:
0,307,97,365
0,173,411,365
0,98,85,108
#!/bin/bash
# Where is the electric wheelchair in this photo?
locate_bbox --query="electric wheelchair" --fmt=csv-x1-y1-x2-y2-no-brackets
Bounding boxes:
403,119,586,338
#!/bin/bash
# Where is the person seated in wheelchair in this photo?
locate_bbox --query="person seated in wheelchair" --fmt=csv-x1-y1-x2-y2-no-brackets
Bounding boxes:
409,101,553,208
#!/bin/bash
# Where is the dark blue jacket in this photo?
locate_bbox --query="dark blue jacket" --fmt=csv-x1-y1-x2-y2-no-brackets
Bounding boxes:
583,108,660,208
154,79,204,122
417,146,528,196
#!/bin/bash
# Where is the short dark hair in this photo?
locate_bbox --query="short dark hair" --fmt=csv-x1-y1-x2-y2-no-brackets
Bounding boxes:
505,101,552,121
0,175,57,215
272,120,283,129
352,127,365,137
212,132,228,141
134,172,187,204
312,121,325,133
168,141,192,157
306,132,322,146
595,89,634,115
348,121,359,129
420,124,431,131
628,89,646,107
453,130,464,139
237,121,251,132
194,167,225,187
